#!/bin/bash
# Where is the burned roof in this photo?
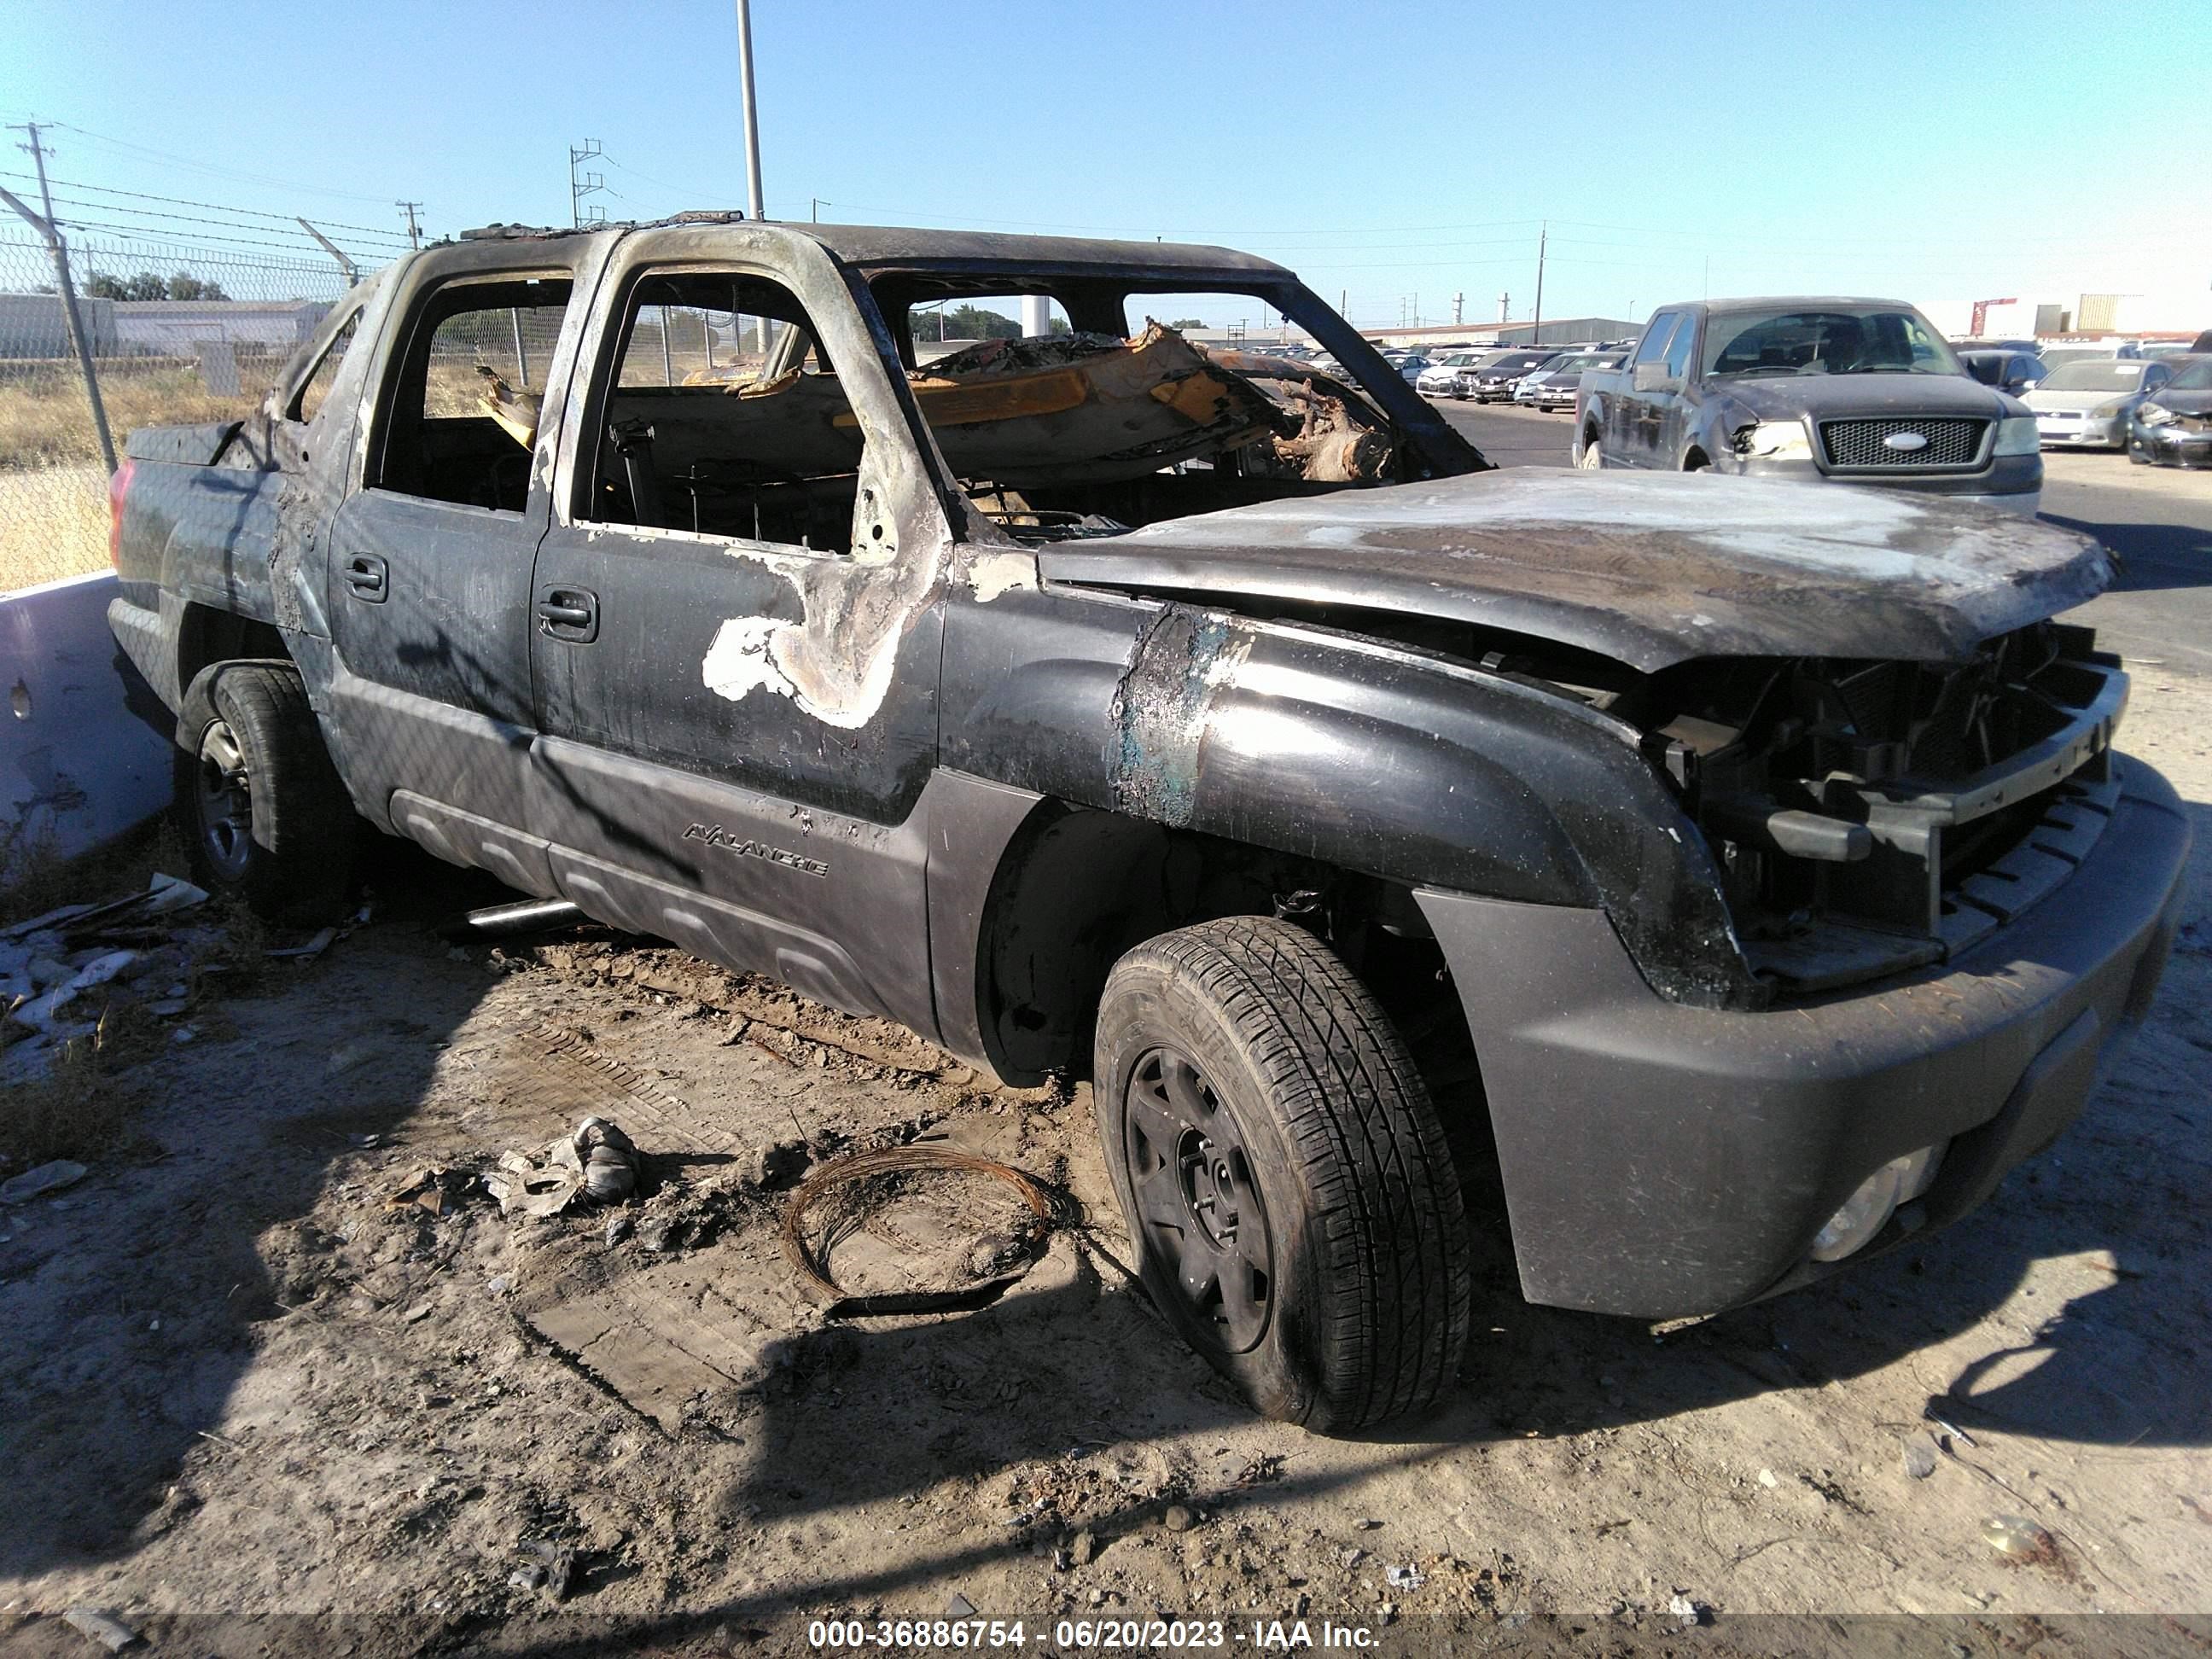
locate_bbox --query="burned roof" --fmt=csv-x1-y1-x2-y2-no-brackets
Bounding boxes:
447,216,1287,280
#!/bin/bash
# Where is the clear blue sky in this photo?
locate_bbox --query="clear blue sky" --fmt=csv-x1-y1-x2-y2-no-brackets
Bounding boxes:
6,0,2209,329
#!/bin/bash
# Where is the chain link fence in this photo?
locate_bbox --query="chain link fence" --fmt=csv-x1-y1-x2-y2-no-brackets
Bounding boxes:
1,230,357,591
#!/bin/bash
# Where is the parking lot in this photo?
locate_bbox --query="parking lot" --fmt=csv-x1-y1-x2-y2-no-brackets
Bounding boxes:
3,411,2210,1655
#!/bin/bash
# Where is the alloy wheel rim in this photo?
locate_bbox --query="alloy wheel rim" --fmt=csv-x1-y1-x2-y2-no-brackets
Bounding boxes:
195,719,253,878
1124,1045,1274,1354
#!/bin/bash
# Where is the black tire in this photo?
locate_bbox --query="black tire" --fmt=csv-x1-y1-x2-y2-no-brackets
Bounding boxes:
174,660,356,925
1093,916,1472,1432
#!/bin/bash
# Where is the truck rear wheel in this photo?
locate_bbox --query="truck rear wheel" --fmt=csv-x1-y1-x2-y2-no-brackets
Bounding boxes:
1093,916,1472,1432
174,661,355,925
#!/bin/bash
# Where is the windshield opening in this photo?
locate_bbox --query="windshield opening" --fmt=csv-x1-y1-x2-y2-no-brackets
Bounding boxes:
1705,308,1962,379
858,271,1481,544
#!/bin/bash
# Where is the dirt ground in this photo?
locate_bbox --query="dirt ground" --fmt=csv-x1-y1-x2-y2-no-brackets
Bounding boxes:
3,668,2210,1659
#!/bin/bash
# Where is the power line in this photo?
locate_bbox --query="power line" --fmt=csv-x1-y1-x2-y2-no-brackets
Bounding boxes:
0,170,412,240
50,214,390,260
9,186,409,249
47,121,401,205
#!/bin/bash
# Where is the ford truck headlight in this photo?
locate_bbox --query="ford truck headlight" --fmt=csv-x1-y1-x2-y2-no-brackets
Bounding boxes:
2137,401,2175,428
1738,419,1812,461
1994,416,2040,456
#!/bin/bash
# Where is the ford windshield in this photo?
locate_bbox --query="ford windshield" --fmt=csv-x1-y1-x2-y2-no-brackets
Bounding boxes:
1705,307,1965,379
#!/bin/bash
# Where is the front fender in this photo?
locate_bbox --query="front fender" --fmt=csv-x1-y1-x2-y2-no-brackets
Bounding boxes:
940,585,1759,1009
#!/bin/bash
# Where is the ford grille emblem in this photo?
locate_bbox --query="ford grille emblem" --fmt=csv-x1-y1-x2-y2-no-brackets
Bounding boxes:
1883,430,1930,451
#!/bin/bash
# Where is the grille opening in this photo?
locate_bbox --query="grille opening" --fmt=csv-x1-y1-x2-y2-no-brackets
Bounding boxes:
1820,416,1987,469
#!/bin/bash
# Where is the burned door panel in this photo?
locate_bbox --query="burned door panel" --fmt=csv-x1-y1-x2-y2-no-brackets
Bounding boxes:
325,258,594,835
525,236,955,1031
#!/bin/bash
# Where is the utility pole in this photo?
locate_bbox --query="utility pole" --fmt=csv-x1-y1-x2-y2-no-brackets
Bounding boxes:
1452,291,1464,326
4,121,114,474
735,0,765,218
1498,291,1510,323
810,197,828,223
1532,220,1547,342
397,201,423,249
569,140,607,228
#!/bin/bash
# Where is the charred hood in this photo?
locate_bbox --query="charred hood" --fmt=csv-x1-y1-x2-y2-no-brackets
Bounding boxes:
1035,469,2110,672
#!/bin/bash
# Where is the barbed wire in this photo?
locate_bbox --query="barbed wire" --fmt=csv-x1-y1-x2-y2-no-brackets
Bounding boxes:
0,170,414,244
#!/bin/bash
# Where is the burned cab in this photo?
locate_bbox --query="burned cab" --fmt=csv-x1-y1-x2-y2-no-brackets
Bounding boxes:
107,219,2188,1435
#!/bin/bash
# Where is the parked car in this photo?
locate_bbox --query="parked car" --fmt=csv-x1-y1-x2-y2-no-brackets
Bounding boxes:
2025,358,2176,451
1468,349,1556,402
1518,351,1627,412
2128,354,2212,469
105,222,2183,1432
1574,298,2044,514
1394,354,1432,384
1510,352,1576,406
1415,350,1490,399
2034,346,2125,373
1530,352,1637,413
1960,349,2046,397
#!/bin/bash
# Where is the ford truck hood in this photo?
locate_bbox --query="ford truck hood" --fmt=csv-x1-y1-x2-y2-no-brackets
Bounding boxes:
1035,469,2110,672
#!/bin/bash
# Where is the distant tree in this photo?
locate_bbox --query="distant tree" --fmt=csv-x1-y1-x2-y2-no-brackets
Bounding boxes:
83,270,229,301
943,303,1021,341
1046,315,1071,336
1167,317,1208,330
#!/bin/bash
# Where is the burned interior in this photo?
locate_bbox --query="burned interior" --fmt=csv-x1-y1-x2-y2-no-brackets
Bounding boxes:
504,255,1484,556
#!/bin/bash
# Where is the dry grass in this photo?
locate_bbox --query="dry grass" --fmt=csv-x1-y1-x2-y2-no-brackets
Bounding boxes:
0,460,108,591
0,359,276,470
0,1000,160,1170
0,357,281,592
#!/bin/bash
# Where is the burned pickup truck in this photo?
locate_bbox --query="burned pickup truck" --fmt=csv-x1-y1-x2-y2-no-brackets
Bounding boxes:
106,219,2187,1431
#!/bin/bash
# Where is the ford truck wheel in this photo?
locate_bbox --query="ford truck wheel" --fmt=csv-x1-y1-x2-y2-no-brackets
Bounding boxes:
1578,434,1604,469
174,661,356,925
1093,916,1471,1431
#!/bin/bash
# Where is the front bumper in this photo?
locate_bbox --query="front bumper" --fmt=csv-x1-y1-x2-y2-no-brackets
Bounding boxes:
1415,754,2189,1319
2037,411,2125,449
2130,423,2212,468
1738,449,2042,509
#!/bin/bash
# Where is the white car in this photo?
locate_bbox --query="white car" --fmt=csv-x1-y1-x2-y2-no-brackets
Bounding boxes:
2025,358,2177,451
1415,350,1493,399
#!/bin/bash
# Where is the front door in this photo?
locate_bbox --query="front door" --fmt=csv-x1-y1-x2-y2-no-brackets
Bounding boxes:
1611,310,1681,466
327,254,595,895
526,228,952,1035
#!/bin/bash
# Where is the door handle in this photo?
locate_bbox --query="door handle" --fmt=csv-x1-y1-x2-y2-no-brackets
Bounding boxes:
343,553,387,602
537,585,598,643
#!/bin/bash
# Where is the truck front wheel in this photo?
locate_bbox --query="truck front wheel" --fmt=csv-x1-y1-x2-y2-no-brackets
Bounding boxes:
174,661,356,925
1577,434,1604,469
1093,916,1472,1432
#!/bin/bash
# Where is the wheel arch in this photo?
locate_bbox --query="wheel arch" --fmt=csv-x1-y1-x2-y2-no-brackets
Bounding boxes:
176,603,290,706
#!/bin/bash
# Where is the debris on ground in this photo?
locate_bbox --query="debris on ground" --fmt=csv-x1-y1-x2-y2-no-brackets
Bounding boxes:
1386,1563,1426,1591
780,1143,1069,1318
1,1158,87,1204
513,1537,576,1601
1668,1593,1707,1627
484,1117,640,1217
1902,1430,1941,1480
1982,1515,2058,1559
61,1604,141,1651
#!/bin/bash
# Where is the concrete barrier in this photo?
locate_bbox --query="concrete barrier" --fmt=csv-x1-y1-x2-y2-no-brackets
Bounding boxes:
2,570,172,885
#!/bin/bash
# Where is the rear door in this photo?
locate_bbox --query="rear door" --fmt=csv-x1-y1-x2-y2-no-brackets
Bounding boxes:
526,225,953,1035
324,244,598,893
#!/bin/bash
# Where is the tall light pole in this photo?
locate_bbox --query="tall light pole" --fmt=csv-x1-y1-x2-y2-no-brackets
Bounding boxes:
736,0,765,218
